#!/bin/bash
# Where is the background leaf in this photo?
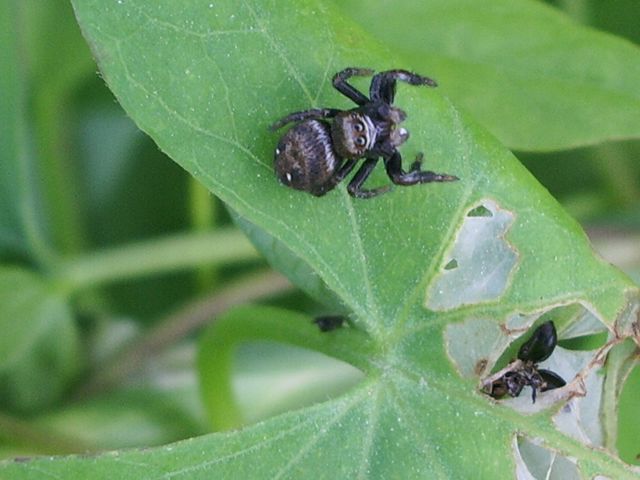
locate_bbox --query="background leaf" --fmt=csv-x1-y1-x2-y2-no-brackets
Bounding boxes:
0,267,79,412
335,0,640,151
231,210,343,309
0,2,46,258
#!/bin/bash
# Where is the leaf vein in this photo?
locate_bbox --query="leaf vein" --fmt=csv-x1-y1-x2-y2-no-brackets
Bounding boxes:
241,0,315,104
130,1,263,39
271,390,367,480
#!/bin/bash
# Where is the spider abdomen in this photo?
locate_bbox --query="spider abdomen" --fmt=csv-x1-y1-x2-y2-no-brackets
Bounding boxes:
274,119,339,196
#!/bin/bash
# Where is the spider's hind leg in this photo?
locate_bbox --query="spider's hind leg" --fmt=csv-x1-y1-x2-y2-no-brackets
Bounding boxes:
370,70,438,104
347,158,391,198
332,67,374,106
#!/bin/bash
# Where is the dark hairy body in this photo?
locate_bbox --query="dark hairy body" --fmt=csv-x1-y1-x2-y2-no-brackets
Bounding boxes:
270,67,458,198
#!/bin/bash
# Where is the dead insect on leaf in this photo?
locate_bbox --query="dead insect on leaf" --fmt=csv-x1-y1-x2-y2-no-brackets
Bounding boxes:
486,321,566,403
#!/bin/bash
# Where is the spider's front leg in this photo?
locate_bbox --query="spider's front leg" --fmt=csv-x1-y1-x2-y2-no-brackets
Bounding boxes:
384,151,458,186
332,67,374,106
346,158,391,199
269,108,340,131
370,70,438,104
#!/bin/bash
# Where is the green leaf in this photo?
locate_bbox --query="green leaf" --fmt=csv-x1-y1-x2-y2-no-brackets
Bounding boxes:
0,267,80,411
335,0,640,151
0,2,44,257
4,0,638,478
557,0,640,45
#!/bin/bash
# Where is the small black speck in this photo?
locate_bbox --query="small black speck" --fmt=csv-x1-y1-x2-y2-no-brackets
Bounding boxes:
313,315,345,332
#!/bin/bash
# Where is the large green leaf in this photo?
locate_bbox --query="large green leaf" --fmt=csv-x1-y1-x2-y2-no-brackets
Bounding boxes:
3,0,638,478
336,0,640,151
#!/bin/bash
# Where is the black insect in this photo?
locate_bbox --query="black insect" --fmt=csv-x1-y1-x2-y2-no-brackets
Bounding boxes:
488,321,566,403
313,315,345,332
270,67,458,198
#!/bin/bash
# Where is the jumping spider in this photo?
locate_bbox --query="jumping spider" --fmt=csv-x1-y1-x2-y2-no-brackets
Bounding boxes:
270,67,458,198
486,321,566,403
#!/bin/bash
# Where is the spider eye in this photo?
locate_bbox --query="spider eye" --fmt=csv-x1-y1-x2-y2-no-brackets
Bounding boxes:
355,136,367,147
353,122,365,132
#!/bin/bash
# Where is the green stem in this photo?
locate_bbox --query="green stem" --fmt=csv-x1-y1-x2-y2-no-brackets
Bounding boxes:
189,179,218,234
34,86,87,254
56,228,259,292
198,305,378,431
0,411,92,455
74,270,293,399
30,2,97,255
189,178,219,290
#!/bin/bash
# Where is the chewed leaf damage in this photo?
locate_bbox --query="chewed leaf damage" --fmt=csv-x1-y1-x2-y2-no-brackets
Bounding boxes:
514,436,580,480
425,199,518,311
445,303,619,415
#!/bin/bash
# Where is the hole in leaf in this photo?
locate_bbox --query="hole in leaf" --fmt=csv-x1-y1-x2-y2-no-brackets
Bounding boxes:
443,258,458,270
446,302,613,416
425,199,518,310
615,343,640,465
557,331,608,351
493,304,609,374
552,358,606,446
514,436,581,480
445,318,510,378
466,204,493,217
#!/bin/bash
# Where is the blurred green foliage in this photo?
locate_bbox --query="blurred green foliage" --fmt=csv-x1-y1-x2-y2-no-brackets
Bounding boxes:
541,0,640,463
527,0,640,235
0,0,272,456
0,0,638,473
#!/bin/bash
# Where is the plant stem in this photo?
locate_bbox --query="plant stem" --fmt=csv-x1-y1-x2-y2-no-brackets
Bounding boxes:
198,305,377,431
57,228,260,292
188,178,219,290
30,1,96,255
0,411,92,455
74,270,293,399
189,179,218,234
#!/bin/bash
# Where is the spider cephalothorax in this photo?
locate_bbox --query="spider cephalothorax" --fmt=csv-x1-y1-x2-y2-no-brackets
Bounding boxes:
270,67,458,198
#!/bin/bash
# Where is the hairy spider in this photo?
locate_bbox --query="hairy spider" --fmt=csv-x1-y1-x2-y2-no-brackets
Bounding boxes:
486,321,566,403
270,67,458,198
